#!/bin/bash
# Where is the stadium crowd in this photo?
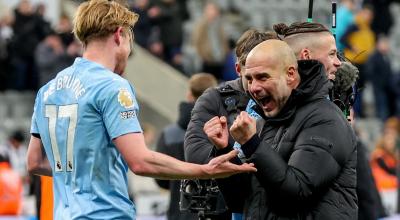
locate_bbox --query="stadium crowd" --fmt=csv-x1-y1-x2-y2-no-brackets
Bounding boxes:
1,0,400,219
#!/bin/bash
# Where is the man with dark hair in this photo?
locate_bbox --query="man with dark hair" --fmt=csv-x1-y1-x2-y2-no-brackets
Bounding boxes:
274,22,341,81
206,39,357,219
155,73,218,220
184,29,277,219
188,73,218,99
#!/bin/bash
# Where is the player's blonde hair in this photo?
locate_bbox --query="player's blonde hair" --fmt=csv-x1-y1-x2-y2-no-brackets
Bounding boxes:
73,0,139,46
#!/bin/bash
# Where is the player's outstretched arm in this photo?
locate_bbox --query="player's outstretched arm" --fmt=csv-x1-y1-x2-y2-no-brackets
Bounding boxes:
27,135,52,177
114,133,256,180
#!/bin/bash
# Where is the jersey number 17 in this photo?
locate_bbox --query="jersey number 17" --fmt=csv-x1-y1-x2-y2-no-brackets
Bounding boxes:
45,104,78,172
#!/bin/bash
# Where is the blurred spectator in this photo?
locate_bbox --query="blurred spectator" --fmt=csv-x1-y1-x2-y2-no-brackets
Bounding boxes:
341,5,375,66
366,35,396,121
9,0,52,91
394,73,400,116
384,117,400,134
0,154,23,215
363,0,400,36
0,6,13,91
371,122,399,192
148,0,184,71
56,14,74,48
340,4,375,117
192,1,229,80
131,0,154,48
370,119,400,214
356,138,387,219
34,3,52,36
0,130,28,181
336,0,357,52
175,0,190,22
155,73,218,220
35,3,46,17
222,38,239,81
35,31,81,87
0,130,30,200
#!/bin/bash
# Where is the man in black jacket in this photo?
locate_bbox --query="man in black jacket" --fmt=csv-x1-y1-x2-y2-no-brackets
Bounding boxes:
155,73,218,220
274,21,385,220
205,40,358,219
184,29,277,219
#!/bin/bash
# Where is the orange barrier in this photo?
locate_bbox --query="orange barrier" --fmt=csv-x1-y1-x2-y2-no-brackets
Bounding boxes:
40,176,53,220
0,162,22,215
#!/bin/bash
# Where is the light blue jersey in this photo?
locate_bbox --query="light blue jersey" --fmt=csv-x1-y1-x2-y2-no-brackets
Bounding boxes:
30,58,142,220
232,99,260,220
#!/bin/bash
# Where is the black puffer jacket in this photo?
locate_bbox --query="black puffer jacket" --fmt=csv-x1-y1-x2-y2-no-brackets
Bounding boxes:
216,60,358,220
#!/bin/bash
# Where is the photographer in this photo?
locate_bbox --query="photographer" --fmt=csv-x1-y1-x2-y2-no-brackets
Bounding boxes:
155,73,218,220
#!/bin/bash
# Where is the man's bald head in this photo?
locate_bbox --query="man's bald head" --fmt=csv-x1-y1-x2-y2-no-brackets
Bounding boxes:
246,39,298,72
244,40,299,118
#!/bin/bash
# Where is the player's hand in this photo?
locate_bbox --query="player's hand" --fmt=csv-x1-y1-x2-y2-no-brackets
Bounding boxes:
204,116,229,150
230,111,256,145
202,150,257,179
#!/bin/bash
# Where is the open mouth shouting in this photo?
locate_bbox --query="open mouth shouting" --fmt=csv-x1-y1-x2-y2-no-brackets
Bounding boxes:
255,95,275,113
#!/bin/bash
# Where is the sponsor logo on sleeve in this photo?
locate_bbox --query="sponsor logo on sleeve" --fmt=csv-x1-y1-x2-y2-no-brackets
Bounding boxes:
120,110,136,119
118,88,135,109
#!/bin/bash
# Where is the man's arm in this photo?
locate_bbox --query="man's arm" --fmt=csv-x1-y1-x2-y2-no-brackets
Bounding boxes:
154,131,171,189
27,135,52,177
113,132,256,180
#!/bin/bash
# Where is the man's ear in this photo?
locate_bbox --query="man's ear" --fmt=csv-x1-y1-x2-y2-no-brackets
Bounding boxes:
235,62,241,77
299,48,311,60
286,66,297,86
114,27,124,46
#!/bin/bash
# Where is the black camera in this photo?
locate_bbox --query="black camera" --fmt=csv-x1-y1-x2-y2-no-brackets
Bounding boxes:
332,85,356,119
179,179,228,219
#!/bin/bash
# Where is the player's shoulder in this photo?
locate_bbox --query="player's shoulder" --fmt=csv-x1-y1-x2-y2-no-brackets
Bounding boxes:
92,74,136,111
71,57,125,83
98,74,133,95
74,58,132,92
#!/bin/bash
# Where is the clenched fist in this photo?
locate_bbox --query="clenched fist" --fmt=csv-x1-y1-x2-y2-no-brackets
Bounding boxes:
204,116,229,150
230,111,256,145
